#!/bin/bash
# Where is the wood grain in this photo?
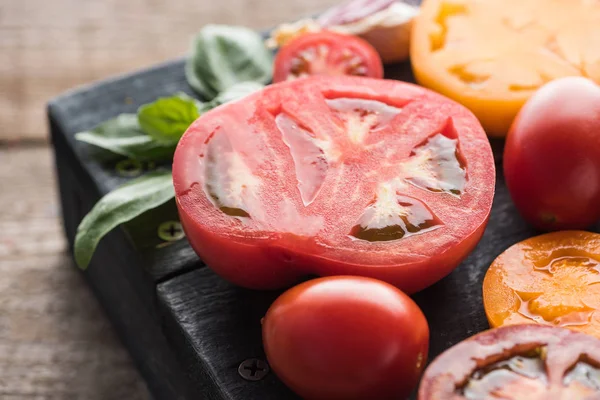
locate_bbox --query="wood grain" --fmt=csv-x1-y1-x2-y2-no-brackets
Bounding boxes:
0,146,150,399
0,0,340,142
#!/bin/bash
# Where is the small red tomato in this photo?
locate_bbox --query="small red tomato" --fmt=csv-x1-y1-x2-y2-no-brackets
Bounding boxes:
272,31,384,82
504,77,600,230
262,276,429,400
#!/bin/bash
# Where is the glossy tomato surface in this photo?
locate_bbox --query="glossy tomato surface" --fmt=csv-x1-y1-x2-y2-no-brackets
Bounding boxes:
504,77,600,231
483,231,600,338
272,31,383,82
411,0,600,137
419,324,600,400
262,276,429,400
173,76,495,293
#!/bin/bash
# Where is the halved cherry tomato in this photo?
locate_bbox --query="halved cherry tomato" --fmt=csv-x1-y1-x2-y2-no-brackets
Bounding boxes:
504,77,600,231
418,324,600,399
483,231,600,338
173,76,495,293
262,276,429,400
272,31,384,82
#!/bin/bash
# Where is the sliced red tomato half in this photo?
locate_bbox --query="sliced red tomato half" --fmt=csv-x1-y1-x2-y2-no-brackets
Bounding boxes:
272,31,384,82
173,76,495,293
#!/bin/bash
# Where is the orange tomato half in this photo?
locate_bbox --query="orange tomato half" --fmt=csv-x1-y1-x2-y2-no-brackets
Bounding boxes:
411,0,600,137
483,231,600,338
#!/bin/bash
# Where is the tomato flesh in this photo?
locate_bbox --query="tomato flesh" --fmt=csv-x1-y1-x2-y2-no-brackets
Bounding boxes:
418,324,600,399
173,76,495,293
262,276,429,400
483,231,600,338
272,31,384,82
411,0,600,137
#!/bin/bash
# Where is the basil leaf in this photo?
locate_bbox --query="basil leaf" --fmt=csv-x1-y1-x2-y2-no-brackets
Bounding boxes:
74,170,175,270
185,25,273,99
137,94,201,144
206,81,265,109
75,114,175,162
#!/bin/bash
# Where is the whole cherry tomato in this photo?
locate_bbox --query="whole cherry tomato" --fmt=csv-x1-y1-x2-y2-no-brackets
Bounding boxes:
504,77,600,230
262,276,429,400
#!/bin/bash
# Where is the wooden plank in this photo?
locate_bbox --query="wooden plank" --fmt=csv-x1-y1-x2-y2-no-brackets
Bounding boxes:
156,267,294,400
0,0,340,142
0,146,150,399
51,109,207,399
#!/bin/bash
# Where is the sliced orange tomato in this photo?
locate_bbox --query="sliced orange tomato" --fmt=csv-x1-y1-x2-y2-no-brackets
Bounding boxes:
483,231,600,338
411,0,600,137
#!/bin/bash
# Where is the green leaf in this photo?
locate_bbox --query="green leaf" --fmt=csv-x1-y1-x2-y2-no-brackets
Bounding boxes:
185,25,273,99
74,170,175,270
137,94,201,144
206,81,265,109
75,114,175,162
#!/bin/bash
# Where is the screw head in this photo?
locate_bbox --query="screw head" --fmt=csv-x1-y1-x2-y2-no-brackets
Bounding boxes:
238,358,269,381
115,159,143,177
157,221,185,242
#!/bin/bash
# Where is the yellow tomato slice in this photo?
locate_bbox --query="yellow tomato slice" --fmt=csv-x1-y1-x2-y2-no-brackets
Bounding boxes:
483,231,600,338
411,0,600,137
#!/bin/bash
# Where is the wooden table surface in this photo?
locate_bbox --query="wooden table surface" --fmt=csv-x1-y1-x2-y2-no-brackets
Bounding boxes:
0,0,338,398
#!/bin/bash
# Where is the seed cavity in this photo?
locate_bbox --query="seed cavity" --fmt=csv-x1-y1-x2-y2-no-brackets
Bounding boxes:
350,181,442,242
401,118,467,196
430,1,468,52
448,64,490,88
204,132,262,219
461,349,549,399
564,360,600,391
275,113,329,206
511,254,600,328
326,97,402,145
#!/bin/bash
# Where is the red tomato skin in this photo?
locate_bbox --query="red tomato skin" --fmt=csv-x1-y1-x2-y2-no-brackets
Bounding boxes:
272,31,384,83
504,77,600,231
262,276,429,400
177,206,489,292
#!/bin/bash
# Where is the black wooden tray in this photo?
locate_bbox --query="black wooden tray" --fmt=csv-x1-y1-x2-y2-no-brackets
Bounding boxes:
48,31,600,400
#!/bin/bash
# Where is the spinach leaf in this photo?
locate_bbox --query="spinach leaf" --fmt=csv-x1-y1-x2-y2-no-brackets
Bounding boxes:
74,170,175,270
185,25,273,99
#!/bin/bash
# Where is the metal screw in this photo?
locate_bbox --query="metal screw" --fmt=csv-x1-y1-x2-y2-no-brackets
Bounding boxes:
115,159,143,177
238,358,269,381
157,221,185,242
